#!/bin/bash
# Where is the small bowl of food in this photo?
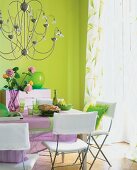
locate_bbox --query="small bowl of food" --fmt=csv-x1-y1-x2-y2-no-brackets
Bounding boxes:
58,104,73,111
38,104,60,117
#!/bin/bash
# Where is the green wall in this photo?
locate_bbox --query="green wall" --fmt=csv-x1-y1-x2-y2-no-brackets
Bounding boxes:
0,0,88,110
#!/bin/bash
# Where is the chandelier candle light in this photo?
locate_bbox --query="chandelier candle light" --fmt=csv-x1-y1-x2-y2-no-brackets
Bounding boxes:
0,0,63,61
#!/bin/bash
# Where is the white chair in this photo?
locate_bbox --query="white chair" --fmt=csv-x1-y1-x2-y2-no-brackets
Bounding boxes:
88,101,116,170
42,112,97,170
0,123,39,170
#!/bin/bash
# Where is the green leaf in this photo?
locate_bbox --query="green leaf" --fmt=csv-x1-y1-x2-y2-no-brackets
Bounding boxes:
88,43,92,52
24,81,28,85
27,72,32,76
6,78,10,82
22,72,31,76
88,23,93,32
3,85,8,88
90,0,94,8
12,78,16,83
13,67,19,72
9,87,13,90
99,0,104,18
11,81,15,87
15,73,20,79
87,104,109,129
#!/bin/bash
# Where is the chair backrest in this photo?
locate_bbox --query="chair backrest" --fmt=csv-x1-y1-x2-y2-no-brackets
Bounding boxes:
96,101,116,118
53,112,97,135
0,123,30,150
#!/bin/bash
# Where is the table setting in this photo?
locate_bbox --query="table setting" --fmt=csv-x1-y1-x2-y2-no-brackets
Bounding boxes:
0,65,79,157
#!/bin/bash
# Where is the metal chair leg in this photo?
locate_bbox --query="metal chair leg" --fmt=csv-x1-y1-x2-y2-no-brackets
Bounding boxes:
51,152,58,170
62,152,65,163
79,149,88,170
49,151,53,164
89,135,111,170
73,151,82,164
92,136,112,167
89,148,95,158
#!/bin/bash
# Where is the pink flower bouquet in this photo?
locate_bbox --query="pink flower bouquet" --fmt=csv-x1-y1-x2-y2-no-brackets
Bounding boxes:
3,66,36,93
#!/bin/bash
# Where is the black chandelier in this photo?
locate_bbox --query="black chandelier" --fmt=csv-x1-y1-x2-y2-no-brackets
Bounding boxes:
0,0,63,61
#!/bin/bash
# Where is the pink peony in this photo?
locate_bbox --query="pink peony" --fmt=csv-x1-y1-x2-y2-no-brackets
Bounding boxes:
28,66,36,73
24,84,32,93
6,69,14,77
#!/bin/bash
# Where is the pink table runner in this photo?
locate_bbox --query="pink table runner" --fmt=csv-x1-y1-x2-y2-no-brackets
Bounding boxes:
1,115,51,130
1,114,76,142
21,115,51,131
0,111,79,159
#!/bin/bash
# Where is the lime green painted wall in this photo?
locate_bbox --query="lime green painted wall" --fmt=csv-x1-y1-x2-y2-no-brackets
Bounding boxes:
0,0,88,110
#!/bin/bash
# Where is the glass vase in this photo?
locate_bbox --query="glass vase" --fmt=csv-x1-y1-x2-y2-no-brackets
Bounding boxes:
8,90,20,112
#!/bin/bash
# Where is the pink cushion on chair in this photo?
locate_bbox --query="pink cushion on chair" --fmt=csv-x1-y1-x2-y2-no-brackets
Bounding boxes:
0,150,28,163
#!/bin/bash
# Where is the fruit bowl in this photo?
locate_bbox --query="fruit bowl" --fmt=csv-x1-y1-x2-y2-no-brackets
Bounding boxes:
58,104,73,111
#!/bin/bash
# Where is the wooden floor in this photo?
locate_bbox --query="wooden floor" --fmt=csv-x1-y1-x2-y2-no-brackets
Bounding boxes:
33,143,137,170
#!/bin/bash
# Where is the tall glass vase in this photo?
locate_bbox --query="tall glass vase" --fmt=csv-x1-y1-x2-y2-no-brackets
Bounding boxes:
8,90,20,112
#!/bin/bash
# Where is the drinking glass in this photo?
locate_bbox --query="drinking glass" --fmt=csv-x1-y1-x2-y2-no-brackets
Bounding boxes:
19,98,25,113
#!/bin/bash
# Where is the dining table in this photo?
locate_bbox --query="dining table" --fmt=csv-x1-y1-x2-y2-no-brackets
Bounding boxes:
0,109,88,170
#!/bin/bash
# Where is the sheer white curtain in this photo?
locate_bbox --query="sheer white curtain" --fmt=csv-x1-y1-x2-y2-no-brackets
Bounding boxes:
100,0,137,144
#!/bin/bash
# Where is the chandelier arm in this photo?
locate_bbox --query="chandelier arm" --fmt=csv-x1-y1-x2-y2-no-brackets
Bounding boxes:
1,29,21,49
26,24,35,48
27,29,47,50
32,47,36,56
17,1,21,29
0,40,18,54
26,11,44,44
28,40,55,53
27,28,46,50
26,10,32,34
26,46,55,60
26,5,35,33
34,27,47,36
32,41,55,54
0,53,22,60
1,24,13,34
13,10,24,49
0,25,19,54
26,11,31,45
26,10,47,36
8,0,22,26
34,26,47,36
23,10,26,48
14,30,23,49
26,0,42,44
14,10,22,27
20,12,24,45
27,0,42,26
34,28,47,42
27,0,42,9
8,1,23,47
26,14,41,48
27,44,33,50
34,10,48,36
26,6,42,48
10,42,18,59
14,10,22,37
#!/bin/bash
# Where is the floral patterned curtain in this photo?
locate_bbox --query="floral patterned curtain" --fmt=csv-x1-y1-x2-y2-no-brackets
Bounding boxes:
84,0,104,109
85,0,137,161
